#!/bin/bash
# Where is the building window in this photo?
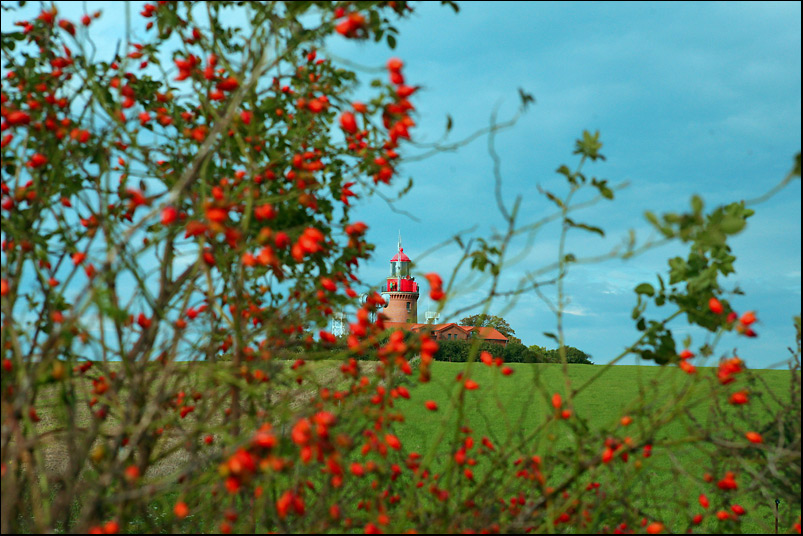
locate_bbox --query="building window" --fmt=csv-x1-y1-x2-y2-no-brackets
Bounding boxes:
406,302,410,310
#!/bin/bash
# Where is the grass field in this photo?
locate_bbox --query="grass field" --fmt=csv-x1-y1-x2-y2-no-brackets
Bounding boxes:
392,362,798,533
25,359,800,533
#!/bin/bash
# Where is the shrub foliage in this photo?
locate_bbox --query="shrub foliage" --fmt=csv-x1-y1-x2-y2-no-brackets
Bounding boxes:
1,1,800,534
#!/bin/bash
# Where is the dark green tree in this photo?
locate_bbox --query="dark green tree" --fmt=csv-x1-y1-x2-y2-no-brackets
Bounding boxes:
545,345,594,364
433,340,504,362
503,341,541,363
528,344,549,362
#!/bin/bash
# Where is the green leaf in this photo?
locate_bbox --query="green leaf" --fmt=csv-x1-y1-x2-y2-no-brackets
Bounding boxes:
441,1,460,13
518,88,535,109
565,218,605,237
542,189,564,208
719,215,746,234
386,34,396,49
691,195,703,214
556,165,572,178
635,283,655,297
543,332,559,343
573,130,605,161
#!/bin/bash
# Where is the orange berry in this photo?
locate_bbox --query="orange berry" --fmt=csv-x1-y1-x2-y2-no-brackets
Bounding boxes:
174,501,189,519
739,311,756,326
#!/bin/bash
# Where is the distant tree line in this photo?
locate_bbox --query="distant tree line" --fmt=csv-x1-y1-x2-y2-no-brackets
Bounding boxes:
455,314,593,363
432,340,593,364
302,334,593,365
527,344,594,364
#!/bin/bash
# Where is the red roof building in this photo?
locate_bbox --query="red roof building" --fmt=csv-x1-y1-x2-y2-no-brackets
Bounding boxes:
385,322,509,346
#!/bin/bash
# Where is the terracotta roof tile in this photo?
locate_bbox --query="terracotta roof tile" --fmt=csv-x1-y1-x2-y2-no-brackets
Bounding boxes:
464,326,509,340
384,322,507,341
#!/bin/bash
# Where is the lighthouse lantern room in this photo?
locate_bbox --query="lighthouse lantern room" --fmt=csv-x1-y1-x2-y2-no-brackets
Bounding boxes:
383,232,419,323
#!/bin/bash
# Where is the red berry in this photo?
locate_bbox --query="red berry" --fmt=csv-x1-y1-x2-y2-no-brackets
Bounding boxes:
387,58,403,72
745,431,762,443
339,111,357,134
161,206,178,225
729,391,749,405
708,297,724,314
739,311,756,326
174,501,189,519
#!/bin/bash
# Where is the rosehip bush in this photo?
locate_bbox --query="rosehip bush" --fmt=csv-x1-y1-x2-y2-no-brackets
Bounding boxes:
1,1,800,534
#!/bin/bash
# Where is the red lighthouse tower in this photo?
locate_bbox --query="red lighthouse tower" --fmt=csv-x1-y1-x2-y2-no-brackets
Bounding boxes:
382,233,419,324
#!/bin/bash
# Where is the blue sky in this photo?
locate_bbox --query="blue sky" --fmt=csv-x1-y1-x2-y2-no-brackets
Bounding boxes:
3,2,800,369
327,2,802,369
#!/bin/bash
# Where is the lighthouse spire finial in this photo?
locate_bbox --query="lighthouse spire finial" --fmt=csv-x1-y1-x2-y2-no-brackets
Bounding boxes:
396,230,402,290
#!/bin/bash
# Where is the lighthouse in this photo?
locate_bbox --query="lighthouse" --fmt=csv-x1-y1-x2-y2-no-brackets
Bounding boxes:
382,232,419,324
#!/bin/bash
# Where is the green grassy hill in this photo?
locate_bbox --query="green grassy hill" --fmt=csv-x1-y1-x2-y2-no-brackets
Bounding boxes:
392,361,798,533
27,359,799,533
